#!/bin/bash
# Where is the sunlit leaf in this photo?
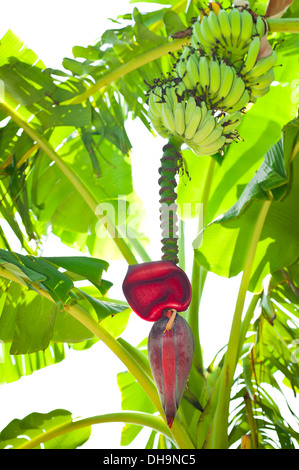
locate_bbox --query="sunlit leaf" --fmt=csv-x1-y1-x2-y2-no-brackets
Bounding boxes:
0,409,91,449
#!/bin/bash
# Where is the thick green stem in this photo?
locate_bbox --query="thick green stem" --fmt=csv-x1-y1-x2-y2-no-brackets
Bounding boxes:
244,392,259,449
187,260,206,372
267,18,299,33
0,100,138,266
209,199,272,449
158,137,182,264
16,411,173,449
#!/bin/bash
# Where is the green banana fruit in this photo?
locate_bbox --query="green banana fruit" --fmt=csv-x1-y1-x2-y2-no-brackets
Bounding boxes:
161,102,176,134
186,55,200,88
241,36,261,74
192,113,216,143
148,88,162,119
247,67,275,88
190,134,226,156
229,88,250,113
237,9,253,49
245,50,277,79
174,101,185,136
250,85,270,98
220,75,246,110
209,59,221,96
184,105,202,140
212,63,235,102
255,15,266,37
198,56,210,90
165,86,178,109
229,8,241,48
184,96,197,127
192,20,213,49
201,14,216,45
207,11,226,47
200,125,223,146
217,9,232,48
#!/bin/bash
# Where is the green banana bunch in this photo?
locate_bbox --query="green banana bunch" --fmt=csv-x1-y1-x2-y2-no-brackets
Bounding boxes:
148,84,234,156
191,7,267,63
175,52,250,114
146,4,275,159
148,86,172,139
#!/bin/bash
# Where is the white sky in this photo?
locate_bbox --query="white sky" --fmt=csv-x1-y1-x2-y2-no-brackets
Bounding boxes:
1,0,296,450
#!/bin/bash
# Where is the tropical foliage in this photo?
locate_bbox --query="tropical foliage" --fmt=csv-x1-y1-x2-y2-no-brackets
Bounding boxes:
0,0,298,449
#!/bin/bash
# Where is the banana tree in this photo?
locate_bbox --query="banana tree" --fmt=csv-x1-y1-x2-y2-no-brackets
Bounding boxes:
0,0,298,450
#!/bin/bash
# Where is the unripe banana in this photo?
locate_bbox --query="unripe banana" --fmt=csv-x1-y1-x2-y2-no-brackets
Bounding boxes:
185,96,197,126
207,11,226,47
152,121,171,139
200,101,208,123
174,101,185,136
176,51,196,90
238,9,253,49
250,85,270,98
255,15,266,37
201,14,217,45
229,8,241,48
199,125,224,147
192,20,213,49
184,105,202,140
245,50,277,79
241,36,261,74
161,102,176,134
175,57,187,78
148,89,162,119
229,88,250,113
198,56,210,90
186,55,200,88
221,75,246,110
192,113,216,143
192,134,226,155
247,67,275,87
165,86,178,109
176,80,186,97
209,59,221,96
217,9,232,48
213,63,235,102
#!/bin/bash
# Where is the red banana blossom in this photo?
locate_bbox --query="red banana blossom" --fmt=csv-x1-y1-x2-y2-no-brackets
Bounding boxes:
148,311,195,427
122,260,194,428
122,260,192,322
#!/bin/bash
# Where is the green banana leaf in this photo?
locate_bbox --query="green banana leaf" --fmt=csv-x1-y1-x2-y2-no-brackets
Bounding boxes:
0,250,130,383
194,118,299,292
0,409,91,449
0,339,65,386
0,29,142,256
